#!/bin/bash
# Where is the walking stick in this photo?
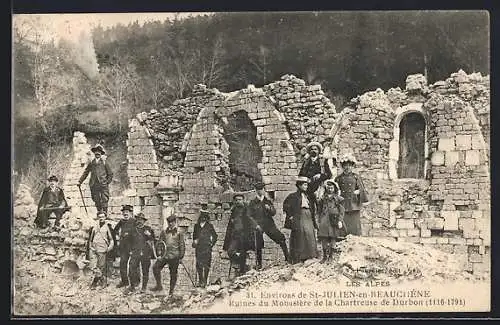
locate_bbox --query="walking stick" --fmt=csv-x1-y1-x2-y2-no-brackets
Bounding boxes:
180,260,196,287
78,185,88,215
254,229,259,269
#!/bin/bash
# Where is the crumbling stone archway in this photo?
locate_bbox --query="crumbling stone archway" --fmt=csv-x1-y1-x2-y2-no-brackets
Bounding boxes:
389,103,429,180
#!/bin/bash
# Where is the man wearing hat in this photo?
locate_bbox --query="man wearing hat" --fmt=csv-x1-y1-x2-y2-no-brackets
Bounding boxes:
247,182,289,269
86,211,115,289
223,194,252,276
151,214,185,296
35,175,70,229
78,144,113,214
283,176,318,264
299,141,333,199
192,209,218,287
125,212,155,294
334,154,369,236
113,204,137,288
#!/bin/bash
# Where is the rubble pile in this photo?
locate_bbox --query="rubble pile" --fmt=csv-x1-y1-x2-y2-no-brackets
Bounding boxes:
13,184,38,239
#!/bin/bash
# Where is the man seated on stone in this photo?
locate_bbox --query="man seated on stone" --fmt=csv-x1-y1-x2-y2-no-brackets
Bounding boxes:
86,211,115,289
247,182,289,269
223,194,252,276
124,212,155,294
151,214,185,297
35,175,70,230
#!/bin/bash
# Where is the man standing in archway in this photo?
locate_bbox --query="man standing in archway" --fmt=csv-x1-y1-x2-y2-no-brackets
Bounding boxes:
78,145,113,214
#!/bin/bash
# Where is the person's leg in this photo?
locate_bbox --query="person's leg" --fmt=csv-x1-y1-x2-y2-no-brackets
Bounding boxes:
265,225,289,263
128,255,140,290
97,252,107,286
100,185,110,214
167,259,180,296
319,237,328,263
90,185,101,212
195,259,204,287
152,258,168,290
53,210,64,228
141,257,151,290
328,238,335,261
117,252,130,287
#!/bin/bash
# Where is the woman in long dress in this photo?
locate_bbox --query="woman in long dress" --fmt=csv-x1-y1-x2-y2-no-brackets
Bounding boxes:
283,176,318,264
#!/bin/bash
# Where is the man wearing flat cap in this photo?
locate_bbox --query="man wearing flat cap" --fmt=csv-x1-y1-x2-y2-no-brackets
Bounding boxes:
78,144,113,214
299,141,333,199
113,204,137,288
35,175,70,229
334,154,369,236
247,182,289,269
124,212,155,294
151,214,185,296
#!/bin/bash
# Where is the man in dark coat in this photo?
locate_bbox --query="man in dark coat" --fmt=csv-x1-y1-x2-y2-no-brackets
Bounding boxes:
35,175,70,229
124,212,155,294
298,141,333,199
192,209,218,287
113,205,137,288
151,214,185,297
223,194,251,276
334,154,369,236
78,145,113,214
247,182,289,269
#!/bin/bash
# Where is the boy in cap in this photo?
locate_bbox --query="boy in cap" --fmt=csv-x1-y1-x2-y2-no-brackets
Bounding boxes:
86,211,115,288
124,212,155,294
113,204,137,288
35,175,70,229
192,209,218,287
247,182,289,269
298,141,333,198
151,214,185,296
78,145,113,214
334,154,369,236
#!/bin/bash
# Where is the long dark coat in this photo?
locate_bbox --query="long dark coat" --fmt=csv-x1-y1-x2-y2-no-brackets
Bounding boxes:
35,186,68,228
316,194,345,239
299,156,332,195
334,171,369,212
247,197,277,250
79,158,113,187
223,204,252,255
193,221,218,266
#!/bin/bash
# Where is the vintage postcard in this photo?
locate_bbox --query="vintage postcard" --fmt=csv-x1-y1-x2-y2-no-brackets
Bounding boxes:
12,11,490,316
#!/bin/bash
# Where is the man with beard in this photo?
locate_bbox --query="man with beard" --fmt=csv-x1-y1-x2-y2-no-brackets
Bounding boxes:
124,212,155,294
223,194,251,276
298,141,333,199
151,214,185,297
35,175,70,230
78,145,113,214
247,182,289,269
334,154,369,236
86,211,115,289
113,205,136,288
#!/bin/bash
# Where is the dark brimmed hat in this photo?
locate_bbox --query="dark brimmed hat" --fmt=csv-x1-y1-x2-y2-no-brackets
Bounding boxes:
253,182,266,190
48,175,59,182
136,212,148,220
91,145,105,155
121,204,133,212
167,214,177,222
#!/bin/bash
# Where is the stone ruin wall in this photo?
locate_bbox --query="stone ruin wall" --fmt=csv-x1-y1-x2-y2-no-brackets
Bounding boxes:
330,70,490,274
14,70,490,289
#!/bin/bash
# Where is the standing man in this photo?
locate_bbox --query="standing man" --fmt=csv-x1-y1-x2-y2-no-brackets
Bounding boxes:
223,194,251,276
192,209,218,288
78,145,113,214
113,205,136,288
298,141,333,199
125,212,155,294
35,175,70,229
334,154,369,236
151,214,185,297
247,182,289,269
86,211,115,289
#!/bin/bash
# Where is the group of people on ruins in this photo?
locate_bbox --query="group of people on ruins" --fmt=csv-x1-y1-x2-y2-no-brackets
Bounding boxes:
35,140,369,295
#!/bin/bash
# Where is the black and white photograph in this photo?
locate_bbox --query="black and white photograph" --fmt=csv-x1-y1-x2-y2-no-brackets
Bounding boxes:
11,11,490,316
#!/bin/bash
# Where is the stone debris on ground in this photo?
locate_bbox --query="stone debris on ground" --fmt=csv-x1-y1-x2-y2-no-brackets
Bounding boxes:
13,233,486,315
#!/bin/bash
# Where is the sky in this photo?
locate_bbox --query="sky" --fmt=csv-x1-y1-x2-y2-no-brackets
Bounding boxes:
13,12,212,43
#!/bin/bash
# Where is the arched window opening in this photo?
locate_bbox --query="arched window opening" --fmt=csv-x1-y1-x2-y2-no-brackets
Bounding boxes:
222,110,263,191
398,112,426,179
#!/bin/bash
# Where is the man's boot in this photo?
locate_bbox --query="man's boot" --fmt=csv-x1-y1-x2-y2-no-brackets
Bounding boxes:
151,271,163,291
320,247,328,264
123,285,136,295
90,276,99,289
203,267,210,287
255,249,263,270
116,281,128,288
280,242,290,263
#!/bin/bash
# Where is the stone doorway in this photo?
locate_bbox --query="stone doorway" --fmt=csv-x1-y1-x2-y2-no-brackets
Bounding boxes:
222,110,263,191
398,112,426,179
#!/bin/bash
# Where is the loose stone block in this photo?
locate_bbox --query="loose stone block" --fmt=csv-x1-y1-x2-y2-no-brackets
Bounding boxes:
465,150,480,166
442,211,459,231
431,151,445,166
438,138,455,151
455,134,472,150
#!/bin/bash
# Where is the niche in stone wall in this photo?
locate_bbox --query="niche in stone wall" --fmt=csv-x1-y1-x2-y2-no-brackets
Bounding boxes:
222,110,263,191
397,112,426,179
